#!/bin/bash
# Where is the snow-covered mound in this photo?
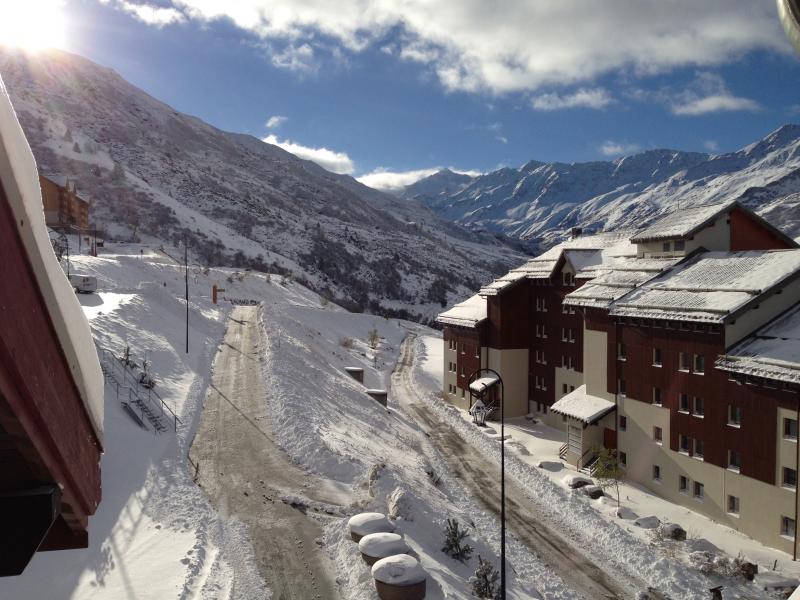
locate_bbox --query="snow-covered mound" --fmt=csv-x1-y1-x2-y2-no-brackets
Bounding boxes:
371,554,427,586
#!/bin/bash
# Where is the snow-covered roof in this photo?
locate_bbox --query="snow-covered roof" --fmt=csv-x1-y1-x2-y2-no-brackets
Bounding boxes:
436,293,487,327
469,374,500,394
630,201,734,243
716,305,800,384
550,385,616,424
0,76,104,439
611,250,800,323
564,256,679,309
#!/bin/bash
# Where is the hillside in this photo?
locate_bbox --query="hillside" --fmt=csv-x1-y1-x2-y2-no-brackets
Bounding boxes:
405,130,800,249
0,49,524,321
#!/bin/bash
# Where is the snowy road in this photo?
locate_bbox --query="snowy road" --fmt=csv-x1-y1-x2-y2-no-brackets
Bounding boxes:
189,306,342,600
393,334,640,600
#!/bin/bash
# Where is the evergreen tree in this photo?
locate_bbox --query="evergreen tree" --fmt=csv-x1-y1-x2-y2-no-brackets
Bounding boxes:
470,556,500,599
441,518,473,563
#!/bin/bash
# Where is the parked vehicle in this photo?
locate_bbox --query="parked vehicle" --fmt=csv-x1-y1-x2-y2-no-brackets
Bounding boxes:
68,274,97,294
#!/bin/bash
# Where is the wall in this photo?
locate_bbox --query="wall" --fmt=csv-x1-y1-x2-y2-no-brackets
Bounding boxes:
730,207,796,251
725,276,800,347
487,348,529,418
582,309,614,401
636,214,731,258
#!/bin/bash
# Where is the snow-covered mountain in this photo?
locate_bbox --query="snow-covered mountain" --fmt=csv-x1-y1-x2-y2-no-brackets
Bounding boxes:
0,49,524,321
405,130,800,248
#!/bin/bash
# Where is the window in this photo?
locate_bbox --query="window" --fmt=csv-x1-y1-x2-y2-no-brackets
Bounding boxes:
679,393,690,413
563,272,575,285
570,385,576,392
562,383,568,394
674,240,686,252
784,418,798,440
618,378,626,396
541,325,547,339
694,439,704,459
694,354,705,374
568,328,575,342
728,450,741,471
653,464,661,481
562,355,573,369
653,426,663,444
783,467,797,489
619,452,627,467
679,352,690,372
662,241,671,252
652,348,662,366
679,434,690,453
728,495,740,515
619,415,627,431
728,405,741,427
460,364,465,376
679,475,688,493
693,396,704,417
617,342,627,360
652,387,662,406
782,516,796,539
461,388,465,398
693,481,704,499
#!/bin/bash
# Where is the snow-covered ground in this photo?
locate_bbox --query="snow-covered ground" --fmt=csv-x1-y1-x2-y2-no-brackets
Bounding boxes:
413,333,800,599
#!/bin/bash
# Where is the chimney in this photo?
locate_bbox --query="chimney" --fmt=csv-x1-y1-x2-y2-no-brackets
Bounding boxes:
570,227,582,240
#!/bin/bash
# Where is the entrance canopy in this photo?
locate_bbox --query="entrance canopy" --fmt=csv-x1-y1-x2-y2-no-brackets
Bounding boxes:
550,385,615,425
469,374,499,394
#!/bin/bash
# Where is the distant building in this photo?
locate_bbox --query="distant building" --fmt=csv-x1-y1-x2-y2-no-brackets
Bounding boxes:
40,174,90,232
437,200,800,555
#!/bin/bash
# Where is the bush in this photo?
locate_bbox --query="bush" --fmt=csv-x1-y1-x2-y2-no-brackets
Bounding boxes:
367,328,379,349
339,337,354,349
441,519,473,563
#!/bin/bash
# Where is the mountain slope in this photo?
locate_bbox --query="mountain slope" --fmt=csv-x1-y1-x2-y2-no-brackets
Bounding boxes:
0,49,524,321
406,130,800,248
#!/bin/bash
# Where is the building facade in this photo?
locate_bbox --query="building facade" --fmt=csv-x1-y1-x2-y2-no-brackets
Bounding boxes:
40,174,90,232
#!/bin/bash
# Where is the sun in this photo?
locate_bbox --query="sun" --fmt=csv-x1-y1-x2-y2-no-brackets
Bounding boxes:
0,0,67,52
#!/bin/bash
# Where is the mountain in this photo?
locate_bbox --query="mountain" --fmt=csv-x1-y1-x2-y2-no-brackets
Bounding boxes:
404,130,800,249
0,49,524,321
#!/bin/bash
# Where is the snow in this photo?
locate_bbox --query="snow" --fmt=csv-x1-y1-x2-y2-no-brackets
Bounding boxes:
612,250,800,322
0,75,105,438
717,304,800,383
349,513,396,537
358,532,410,558
435,293,486,326
371,554,427,586
630,201,733,242
549,385,615,424
469,374,499,394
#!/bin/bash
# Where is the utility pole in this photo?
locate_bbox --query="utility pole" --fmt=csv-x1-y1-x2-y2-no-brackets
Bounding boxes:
184,237,189,354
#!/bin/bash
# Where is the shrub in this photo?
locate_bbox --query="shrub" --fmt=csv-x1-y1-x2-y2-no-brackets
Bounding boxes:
470,556,501,599
441,519,473,563
339,337,354,349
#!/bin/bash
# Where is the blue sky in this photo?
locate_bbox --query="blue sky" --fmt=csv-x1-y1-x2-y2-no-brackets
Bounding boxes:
8,0,800,189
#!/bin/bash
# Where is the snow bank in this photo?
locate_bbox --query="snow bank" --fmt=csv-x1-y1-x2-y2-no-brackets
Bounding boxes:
0,75,104,438
371,554,426,586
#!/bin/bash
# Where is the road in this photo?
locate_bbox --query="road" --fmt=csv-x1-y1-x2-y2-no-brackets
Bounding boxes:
189,306,342,600
392,333,642,600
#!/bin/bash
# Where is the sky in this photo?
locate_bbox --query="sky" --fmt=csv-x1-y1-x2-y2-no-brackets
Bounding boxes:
2,0,800,190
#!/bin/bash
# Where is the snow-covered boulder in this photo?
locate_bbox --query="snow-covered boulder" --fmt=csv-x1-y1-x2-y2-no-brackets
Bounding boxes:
659,523,686,541
371,554,427,600
634,515,661,529
387,487,414,522
359,532,410,565
562,474,593,489
582,485,604,499
504,440,530,455
348,512,395,542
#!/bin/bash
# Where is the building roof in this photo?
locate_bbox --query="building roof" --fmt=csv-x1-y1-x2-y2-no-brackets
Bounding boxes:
478,232,634,296
435,293,487,327
610,250,800,323
469,374,500,394
550,385,616,424
630,201,734,243
716,304,800,384
564,256,680,309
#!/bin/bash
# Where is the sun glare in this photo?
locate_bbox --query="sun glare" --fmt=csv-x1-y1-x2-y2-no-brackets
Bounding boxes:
0,0,67,52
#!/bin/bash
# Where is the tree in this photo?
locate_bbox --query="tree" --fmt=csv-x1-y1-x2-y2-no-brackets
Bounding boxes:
593,446,624,507
72,141,81,153
441,518,473,563
367,328,379,349
470,555,500,599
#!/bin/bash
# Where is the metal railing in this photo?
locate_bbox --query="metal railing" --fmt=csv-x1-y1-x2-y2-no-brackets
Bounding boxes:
99,346,182,433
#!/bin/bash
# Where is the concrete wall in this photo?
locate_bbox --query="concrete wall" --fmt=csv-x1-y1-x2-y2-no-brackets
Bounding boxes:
583,326,614,401
554,366,584,400
487,347,529,418
443,341,469,410
725,276,800,347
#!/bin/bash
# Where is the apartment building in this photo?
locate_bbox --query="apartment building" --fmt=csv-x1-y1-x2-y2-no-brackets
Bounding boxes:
437,199,800,553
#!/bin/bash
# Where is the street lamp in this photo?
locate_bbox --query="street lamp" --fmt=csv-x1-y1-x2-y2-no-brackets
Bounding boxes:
467,368,506,599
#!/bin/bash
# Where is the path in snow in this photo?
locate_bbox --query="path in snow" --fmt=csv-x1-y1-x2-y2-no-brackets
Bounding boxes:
189,305,343,600
393,334,639,600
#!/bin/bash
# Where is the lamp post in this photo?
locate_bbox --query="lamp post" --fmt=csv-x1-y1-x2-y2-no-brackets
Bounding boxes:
467,367,506,599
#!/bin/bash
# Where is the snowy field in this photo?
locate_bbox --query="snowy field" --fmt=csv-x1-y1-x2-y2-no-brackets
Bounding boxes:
413,334,800,599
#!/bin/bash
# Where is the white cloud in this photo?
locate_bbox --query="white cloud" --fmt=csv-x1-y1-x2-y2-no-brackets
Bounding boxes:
270,43,316,73
357,167,481,191
118,1,185,26
632,72,760,116
263,134,355,174
531,88,613,111
598,141,641,157
703,140,720,152
265,115,288,128
133,1,787,95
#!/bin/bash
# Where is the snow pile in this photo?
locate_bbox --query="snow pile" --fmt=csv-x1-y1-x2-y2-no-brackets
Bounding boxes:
371,554,427,586
358,533,410,559
349,513,395,539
